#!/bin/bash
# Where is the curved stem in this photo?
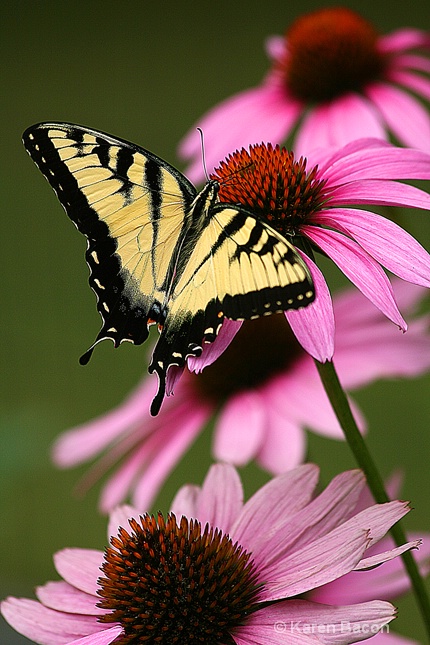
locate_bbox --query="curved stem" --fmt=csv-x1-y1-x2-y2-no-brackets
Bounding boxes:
315,358,430,642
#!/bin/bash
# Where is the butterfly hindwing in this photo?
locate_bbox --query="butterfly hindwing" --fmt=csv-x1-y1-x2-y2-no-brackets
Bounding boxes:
148,203,314,413
23,123,197,360
211,205,314,317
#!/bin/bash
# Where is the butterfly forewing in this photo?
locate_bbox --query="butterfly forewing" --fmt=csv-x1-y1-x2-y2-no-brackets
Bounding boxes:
23,123,197,359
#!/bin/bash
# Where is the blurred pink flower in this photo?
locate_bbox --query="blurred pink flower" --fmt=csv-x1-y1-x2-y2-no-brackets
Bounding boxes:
309,475,430,645
202,139,430,364
52,280,430,513
180,7,430,184
1,463,419,645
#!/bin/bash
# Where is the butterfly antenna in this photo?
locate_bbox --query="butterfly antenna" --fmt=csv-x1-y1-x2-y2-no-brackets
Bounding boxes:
197,127,210,182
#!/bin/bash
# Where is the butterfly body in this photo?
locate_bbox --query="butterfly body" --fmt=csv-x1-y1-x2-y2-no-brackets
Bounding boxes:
23,123,314,414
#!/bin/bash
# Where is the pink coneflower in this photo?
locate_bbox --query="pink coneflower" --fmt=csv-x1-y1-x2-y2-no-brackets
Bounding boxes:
180,7,430,183
201,138,430,363
1,464,420,645
149,138,430,413
309,476,430,645
52,280,430,513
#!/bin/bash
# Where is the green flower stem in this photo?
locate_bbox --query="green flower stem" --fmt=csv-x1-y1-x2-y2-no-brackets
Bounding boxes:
315,358,430,641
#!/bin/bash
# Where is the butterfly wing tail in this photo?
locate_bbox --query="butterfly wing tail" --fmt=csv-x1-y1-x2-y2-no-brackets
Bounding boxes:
79,346,95,365
149,370,167,416
147,305,214,415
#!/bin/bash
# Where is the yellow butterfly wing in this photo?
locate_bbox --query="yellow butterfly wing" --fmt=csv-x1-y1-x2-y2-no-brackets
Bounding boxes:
149,203,314,413
23,122,198,361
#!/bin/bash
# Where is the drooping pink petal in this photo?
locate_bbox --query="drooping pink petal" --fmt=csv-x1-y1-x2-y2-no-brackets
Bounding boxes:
68,627,123,645
332,277,426,328
326,178,430,209
0,597,101,645
354,540,421,570
334,316,430,389
365,82,430,150
71,420,151,505
353,501,411,547
179,84,302,184
378,28,430,54
313,208,430,287
285,253,335,361
213,390,266,466
264,360,366,440
90,386,199,508
94,391,208,512
312,533,430,605
391,53,430,74
295,94,386,157
313,137,393,174
319,142,430,185
98,443,154,514
388,69,430,101
326,94,386,143
293,105,330,157
188,319,242,373
234,599,396,645
193,463,244,533
253,470,365,566
52,378,157,467
259,521,370,601
130,401,210,511
325,93,386,145
35,581,103,615
53,549,104,596
294,470,366,541
231,464,319,551
302,225,407,329
261,500,410,601
119,402,209,513
256,408,306,474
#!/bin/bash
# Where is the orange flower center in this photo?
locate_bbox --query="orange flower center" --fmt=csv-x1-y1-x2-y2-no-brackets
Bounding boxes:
211,142,327,237
281,7,385,102
98,513,261,644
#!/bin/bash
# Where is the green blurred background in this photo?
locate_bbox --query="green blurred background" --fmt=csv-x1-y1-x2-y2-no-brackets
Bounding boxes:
1,2,430,643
